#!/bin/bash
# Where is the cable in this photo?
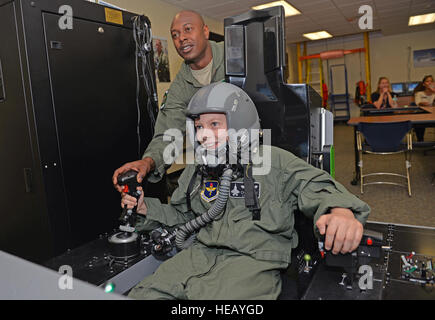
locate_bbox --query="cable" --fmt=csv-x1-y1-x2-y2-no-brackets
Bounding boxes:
132,16,158,156
175,167,234,250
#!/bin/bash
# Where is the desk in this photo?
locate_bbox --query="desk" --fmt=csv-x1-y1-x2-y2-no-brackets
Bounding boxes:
347,106,435,185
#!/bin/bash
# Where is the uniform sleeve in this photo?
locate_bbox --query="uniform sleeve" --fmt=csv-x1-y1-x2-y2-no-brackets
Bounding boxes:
142,75,190,183
134,166,197,230
133,196,196,231
139,197,194,227
280,156,370,233
134,214,162,233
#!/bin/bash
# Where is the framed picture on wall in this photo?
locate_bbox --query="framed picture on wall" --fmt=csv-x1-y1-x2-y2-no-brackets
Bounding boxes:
413,48,435,68
153,37,171,83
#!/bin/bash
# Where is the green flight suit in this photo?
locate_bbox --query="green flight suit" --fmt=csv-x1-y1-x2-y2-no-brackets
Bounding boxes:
129,146,371,300
143,41,225,183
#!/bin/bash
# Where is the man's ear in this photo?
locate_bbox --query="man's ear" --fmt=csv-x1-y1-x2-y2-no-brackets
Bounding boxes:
203,24,210,40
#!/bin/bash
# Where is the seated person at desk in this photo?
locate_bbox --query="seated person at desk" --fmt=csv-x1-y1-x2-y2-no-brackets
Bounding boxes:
414,75,435,107
121,83,370,300
413,75,435,142
371,77,398,109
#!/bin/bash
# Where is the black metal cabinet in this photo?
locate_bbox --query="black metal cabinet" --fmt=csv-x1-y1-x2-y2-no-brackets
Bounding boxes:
0,0,159,262
0,0,53,263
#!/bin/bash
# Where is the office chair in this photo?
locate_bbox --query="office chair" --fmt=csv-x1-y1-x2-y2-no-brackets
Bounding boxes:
408,101,435,154
357,121,413,196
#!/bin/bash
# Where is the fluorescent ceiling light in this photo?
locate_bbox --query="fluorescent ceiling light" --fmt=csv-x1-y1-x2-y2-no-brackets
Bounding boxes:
409,13,435,26
252,1,301,17
303,31,333,40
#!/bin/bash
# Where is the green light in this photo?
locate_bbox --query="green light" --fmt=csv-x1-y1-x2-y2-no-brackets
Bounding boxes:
104,282,115,293
405,267,417,273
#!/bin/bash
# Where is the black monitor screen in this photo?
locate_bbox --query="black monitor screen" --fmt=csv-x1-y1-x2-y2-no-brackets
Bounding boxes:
407,82,419,93
225,25,245,76
391,83,404,94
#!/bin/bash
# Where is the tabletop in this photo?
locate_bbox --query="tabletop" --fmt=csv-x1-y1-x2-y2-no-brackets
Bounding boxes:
347,106,435,126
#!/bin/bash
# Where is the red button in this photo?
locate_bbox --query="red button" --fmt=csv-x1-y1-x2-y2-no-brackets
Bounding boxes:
366,238,373,246
122,185,129,193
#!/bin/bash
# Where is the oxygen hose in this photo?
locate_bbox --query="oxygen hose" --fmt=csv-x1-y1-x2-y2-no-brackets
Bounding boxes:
175,167,233,250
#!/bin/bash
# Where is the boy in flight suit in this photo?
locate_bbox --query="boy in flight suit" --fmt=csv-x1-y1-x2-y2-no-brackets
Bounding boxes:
121,82,370,300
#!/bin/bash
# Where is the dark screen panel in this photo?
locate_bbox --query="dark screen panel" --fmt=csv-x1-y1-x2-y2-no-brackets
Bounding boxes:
263,16,279,73
225,25,245,76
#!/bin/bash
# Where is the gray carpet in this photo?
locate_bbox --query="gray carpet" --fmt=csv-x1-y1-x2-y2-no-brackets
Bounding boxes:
334,117,435,228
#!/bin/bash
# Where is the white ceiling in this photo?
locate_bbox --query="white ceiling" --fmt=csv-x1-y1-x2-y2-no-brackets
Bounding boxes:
160,0,435,43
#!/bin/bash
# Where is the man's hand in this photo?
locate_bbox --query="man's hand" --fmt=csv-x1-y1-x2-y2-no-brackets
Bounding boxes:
112,157,155,193
316,208,363,255
121,186,147,216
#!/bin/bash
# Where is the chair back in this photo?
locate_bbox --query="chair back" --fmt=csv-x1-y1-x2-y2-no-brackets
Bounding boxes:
357,121,412,152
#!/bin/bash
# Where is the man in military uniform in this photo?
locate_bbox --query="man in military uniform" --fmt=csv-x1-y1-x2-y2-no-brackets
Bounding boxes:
113,10,224,190
121,83,371,300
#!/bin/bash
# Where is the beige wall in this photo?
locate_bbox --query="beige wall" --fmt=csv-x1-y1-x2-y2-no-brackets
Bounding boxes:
291,29,435,97
370,30,435,88
106,0,224,104
286,44,299,84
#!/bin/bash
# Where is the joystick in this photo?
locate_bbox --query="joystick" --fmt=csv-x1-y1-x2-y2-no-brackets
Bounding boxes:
108,170,142,263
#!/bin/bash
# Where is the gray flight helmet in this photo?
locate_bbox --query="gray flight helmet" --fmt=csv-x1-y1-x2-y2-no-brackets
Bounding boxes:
187,82,260,132
186,82,261,166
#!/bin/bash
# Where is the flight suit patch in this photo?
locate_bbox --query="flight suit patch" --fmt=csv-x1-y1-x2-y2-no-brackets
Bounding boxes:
160,90,168,110
201,180,219,202
230,182,260,199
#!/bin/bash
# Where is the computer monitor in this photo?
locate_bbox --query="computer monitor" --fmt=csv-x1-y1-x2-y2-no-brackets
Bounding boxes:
391,83,405,95
406,82,419,95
